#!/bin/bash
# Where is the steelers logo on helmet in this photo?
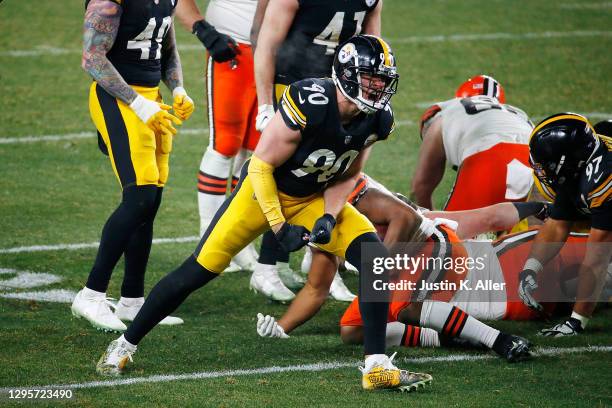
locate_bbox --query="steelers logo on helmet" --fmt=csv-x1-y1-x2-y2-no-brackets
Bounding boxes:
338,43,357,64
332,35,399,114
529,113,599,188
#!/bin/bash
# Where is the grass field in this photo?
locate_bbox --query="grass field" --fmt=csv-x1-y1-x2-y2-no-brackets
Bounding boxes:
1,0,611,406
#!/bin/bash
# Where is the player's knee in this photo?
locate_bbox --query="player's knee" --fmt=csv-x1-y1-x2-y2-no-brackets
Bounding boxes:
158,164,169,185
215,142,241,157
122,185,160,221
340,326,363,345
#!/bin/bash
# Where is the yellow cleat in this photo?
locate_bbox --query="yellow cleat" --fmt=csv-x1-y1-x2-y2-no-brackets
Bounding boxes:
361,353,432,392
96,339,136,377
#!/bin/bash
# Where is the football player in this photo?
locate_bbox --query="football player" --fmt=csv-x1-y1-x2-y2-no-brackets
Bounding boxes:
71,0,194,331
97,35,435,392
257,174,542,362
249,0,383,302
174,0,260,273
412,75,534,213
519,113,612,336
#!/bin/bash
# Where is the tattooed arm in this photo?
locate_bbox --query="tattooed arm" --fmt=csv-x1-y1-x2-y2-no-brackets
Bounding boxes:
82,0,137,104
161,22,183,92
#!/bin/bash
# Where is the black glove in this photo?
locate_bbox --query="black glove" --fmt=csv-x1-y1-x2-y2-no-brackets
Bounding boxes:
309,214,336,245
534,202,551,221
192,20,238,62
275,223,310,252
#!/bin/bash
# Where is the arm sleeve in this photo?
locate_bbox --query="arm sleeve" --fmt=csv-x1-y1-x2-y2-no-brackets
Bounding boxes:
248,155,285,227
550,189,581,221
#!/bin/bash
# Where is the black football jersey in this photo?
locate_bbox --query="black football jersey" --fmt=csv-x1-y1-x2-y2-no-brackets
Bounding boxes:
550,136,612,230
275,78,394,197
86,0,177,87
275,0,379,84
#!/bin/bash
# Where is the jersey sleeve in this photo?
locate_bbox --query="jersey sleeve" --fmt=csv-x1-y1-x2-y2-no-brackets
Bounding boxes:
278,79,329,131
549,188,582,221
419,104,442,137
376,103,395,141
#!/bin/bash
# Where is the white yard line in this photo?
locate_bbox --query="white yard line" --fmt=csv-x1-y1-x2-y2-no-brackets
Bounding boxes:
0,236,200,255
560,2,612,9
1,31,611,58
0,345,609,392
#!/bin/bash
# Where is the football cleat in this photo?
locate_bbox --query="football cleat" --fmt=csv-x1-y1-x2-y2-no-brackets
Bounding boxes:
232,243,259,272
115,297,184,326
250,263,295,303
96,338,136,376
277,261,306,290
329,272,356,302
539,318,584,337
71,288,127,332
361,353,432,392
492,333,532,362
224,261,242,273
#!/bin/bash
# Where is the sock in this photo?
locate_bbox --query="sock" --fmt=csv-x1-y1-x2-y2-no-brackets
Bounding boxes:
197,147,232,236
231,148,250,192
118,297,144,307
259,230,281,265
86,185,159,293
122,187,163,298
512,201,546,220
82,286,105,298
118,334,137,351
420,301,500,349
571,311,589,329
347,232,389,355
124,256,218,345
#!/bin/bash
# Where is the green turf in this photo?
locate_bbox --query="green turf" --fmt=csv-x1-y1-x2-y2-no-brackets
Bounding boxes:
0,0,611,406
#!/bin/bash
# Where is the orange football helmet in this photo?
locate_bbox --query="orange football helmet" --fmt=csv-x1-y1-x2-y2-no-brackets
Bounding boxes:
455,75,506,103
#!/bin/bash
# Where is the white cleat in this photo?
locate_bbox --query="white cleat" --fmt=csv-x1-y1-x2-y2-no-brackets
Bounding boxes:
224,261,242,273
343,260,359,275
115,297,184,326
96,337,136,376
278,261,305,290
71,288,127,332
301,247,313,275
250,263,295,303
232,243,259,272
329,272,356,302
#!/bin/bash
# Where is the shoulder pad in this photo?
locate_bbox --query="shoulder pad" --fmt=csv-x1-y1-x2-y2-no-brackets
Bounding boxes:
279,79,332,131
376,103,395,141
420,104,442,136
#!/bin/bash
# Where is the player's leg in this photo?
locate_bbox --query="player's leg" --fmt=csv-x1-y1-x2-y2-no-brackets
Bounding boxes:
290,200,432,390
73,83,163,332
198,51,252,237
97,172,270,376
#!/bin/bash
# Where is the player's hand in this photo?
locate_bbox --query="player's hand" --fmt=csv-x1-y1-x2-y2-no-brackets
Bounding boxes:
256,104,275,131
256,313,289,338
310,214,336,245
274,222,310,252
130,95,182,137
518,269,542,311
192,19,238,63
172,87,195,121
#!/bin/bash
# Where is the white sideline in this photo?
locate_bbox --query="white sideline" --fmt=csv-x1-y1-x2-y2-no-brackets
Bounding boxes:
0,346,609,392
2,31,611,57
0,236,200,254
560,2,612,9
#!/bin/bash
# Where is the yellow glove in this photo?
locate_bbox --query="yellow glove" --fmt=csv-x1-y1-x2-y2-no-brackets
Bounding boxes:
172,87,195,121
130,95,182,137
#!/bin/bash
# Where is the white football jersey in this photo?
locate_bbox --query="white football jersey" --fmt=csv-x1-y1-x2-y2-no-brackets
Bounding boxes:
433,96,533,167
205,0,258,44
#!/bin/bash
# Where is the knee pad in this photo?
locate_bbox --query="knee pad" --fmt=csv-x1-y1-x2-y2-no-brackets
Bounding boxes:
122,185,160,222
158,164,169,185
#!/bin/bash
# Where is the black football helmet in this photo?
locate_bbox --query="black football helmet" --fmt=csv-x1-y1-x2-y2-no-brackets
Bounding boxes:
594,119,612,137
529,113,600,188
332,35,399,114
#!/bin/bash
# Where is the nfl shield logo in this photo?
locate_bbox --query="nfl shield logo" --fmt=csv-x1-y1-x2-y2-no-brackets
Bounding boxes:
345,135,352,144
365,0,376,7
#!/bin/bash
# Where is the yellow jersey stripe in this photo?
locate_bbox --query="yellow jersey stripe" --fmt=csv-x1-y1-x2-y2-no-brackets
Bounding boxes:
531,114,592,139
281,94,306,127
591,187,612,208
284,90,306,122
377,37,391,66
588,174,612,198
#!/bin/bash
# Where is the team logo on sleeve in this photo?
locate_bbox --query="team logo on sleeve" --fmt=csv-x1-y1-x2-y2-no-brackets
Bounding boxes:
365,0,376,7
364,134,378,147
338,43,357,64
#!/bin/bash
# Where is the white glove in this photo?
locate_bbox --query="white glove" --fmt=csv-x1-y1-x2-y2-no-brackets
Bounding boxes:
130,94,164,124
257,313,289,338
518,269,542,311
255,104,275,132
